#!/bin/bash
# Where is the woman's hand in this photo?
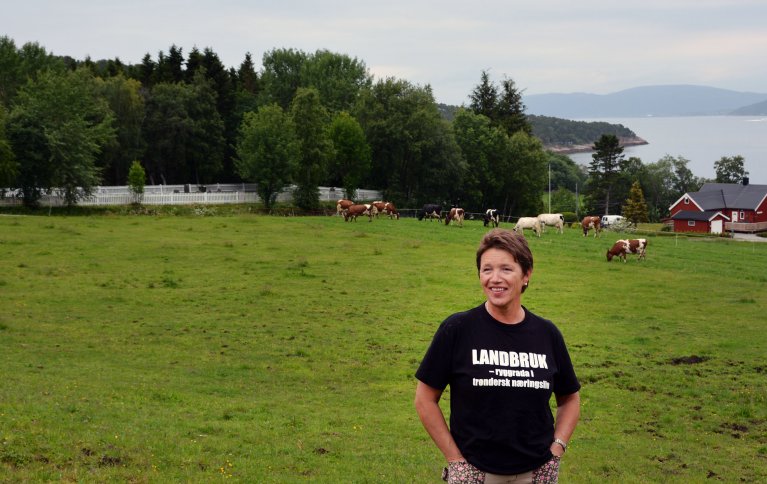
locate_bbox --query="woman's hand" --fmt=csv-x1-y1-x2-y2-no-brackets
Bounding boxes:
550,442,565,458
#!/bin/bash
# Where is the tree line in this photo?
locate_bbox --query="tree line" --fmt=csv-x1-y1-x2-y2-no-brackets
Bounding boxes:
0,36,748,220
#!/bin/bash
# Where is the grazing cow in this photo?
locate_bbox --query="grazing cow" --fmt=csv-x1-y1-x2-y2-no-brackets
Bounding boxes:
445,207,465,227
336,199,354,216
371,201,400,220
343,203,377,222
606,239,648,262
483,209,500,227
418,204,443,221
371,201,386,218
581,216,602,237
537,213,565,234
514,217,542,237
383,202,400,220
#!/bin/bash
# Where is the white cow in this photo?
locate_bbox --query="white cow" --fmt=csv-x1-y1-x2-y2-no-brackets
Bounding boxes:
537,213,565,234
513,217,542,237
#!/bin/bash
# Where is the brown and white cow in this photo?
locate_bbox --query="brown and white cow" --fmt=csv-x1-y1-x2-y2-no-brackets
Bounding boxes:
606,239,648,262
336,199,354,216
383,202,399,219
581,216,602,237
371,201,400,219
514,217,541,237
342,203,377,222
445,207,465,227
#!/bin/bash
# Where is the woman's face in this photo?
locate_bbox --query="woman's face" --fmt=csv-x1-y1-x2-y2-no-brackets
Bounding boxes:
479,248,531,311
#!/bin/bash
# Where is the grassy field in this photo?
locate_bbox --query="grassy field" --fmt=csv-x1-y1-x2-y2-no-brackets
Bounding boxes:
1,212,765,483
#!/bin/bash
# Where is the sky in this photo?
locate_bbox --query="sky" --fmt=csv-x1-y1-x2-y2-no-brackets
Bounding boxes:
4,0,767,106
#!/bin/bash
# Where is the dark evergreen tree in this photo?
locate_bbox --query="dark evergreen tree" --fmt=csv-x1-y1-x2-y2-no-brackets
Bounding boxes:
587,134,625,215
469,70,497,120
497,77,532,136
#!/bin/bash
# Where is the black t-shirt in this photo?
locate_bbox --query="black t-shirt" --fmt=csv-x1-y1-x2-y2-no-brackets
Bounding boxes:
416,304,580,475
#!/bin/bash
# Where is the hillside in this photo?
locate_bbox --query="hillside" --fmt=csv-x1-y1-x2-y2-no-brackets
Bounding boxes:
522,85,767,118
436,104,646,153
730,99,767,115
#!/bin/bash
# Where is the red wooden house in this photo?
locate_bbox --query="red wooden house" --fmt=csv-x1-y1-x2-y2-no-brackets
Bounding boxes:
669,179,767,233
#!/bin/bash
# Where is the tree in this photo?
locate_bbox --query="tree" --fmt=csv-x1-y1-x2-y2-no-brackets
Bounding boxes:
506,131,548,216
671,155,704,194
328,111,371,200
290,87,332,211
469,70,497,120
0,104,17,190
186,69,225,184
260,48,308,110
452,109,507,210
587,134,625,215
622,180,649,225
96,74,146,185
550,187,580,214
301,50,371,113
546,152,587,192
127,160,146,204
235,104,300,209
142,82,193,184
8,68,115,206
354,78,465,205
714,155,748,183
469,71,531,138
0,37,64,108
496,77,532,136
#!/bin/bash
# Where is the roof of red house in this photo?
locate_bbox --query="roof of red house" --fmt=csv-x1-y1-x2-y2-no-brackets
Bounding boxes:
671,182,767,211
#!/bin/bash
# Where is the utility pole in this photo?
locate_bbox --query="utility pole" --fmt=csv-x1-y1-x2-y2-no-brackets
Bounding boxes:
575,182,579,220
548,163,551,213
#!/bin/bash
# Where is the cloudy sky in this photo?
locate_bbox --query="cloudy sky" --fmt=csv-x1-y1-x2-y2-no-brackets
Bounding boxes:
4,0,767,105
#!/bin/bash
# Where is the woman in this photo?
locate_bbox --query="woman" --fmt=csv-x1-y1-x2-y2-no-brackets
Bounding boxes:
415,229,580,483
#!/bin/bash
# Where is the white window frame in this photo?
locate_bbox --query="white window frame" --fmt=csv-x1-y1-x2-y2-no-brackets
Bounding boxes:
688,220,695,226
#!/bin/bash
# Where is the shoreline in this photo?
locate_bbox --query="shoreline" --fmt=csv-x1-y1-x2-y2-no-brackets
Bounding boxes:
545,136,649,154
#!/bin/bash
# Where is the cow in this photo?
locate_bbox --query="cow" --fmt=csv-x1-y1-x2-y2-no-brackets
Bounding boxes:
383,202,399,220
336,199,354,216
371,201,400,220
371,201,386,218
606,238,648,262
342,203,377,222
483,209,500,228
418,204,443,221
513,217,542,237
537,213,565,234
581,216,602,237
445,207,465,227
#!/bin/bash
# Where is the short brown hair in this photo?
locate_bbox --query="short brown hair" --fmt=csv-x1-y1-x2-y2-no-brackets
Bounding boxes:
476,229,534,289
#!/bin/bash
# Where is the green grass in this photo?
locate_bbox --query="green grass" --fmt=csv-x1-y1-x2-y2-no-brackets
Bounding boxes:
1,213,765,482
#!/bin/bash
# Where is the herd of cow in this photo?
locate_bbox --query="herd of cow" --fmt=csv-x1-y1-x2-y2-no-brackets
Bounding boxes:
335,199,648,262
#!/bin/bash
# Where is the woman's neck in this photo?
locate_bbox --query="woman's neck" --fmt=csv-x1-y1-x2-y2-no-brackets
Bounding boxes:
485,301,525,325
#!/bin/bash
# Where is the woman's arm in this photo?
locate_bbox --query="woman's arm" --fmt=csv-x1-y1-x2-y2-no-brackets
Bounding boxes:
414,380,464,462
550,391,580,457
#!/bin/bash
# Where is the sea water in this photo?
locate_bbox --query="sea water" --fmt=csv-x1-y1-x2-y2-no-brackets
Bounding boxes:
567,116,767,184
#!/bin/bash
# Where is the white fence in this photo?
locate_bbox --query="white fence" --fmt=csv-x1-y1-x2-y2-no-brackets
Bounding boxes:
0,185,383,207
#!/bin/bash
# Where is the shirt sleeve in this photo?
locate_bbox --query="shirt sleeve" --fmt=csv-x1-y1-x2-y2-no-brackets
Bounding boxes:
415,318,457,391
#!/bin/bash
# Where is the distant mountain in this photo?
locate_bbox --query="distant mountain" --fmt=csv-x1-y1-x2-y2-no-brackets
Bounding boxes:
730,99,767,116
523,85,767,118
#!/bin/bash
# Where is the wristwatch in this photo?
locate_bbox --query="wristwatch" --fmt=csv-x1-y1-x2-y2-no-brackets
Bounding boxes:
553,438,567,452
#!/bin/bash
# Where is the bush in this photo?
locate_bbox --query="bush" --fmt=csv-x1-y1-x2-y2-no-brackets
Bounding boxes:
607,219,636,233
562,211,578,223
